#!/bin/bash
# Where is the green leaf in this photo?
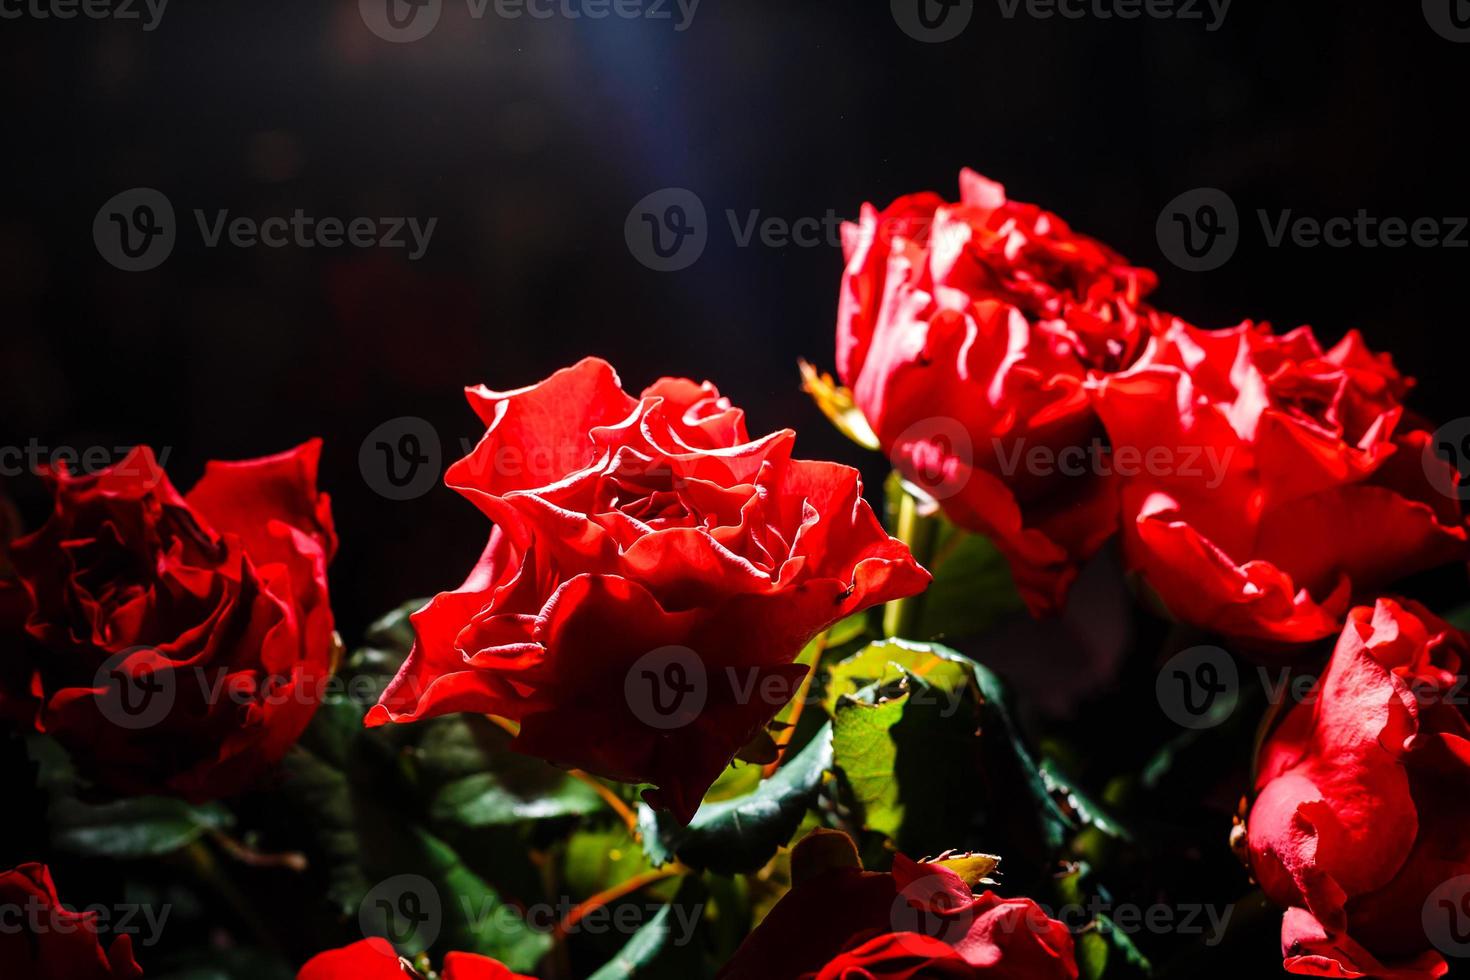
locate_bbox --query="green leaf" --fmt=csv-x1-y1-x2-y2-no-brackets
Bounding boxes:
919,520,1026,640
823,639,971,717
831,682,907,838
967,656,1078,853
50,796,233,859
587,878,710,980
881,475,1025,642
432,770,604,828
639,723,834,875
1040,759,1132,843
26,734,233,859
830,667,985,855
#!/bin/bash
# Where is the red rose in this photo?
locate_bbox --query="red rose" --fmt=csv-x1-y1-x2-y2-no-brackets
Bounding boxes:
0,863,142,979
1247,599,1470,979
297,939,532,980
0,442,337,801
1090,320,1468,645
721,844,1076,980
367,358,929,822
836,169,1164,615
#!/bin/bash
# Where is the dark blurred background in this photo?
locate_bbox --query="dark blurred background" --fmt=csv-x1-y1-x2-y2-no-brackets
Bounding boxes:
2,0,1467,643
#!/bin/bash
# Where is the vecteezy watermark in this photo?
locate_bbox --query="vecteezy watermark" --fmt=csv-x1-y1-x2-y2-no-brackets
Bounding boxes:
93,188,438,272
891,882,1233,946
1157,647,1470,730
891,0,975,42
1424,417,1470,502
623,646,969,731
1156,646,1240,730
992,438,1234,490
358,876,704,950
0,899,171,947
0,441,171,478
1158,187,1470,272
625,190,984,272
891,0,1228,42
993,0,1230,30
625,647,709,730
359,0,700,43
1424,875,1470,958
361,875,443,950
360,417,444,502
0,0,168,30
1424,0,1470,42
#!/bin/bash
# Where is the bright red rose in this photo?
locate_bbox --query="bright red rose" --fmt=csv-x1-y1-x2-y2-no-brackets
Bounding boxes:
368,358,929,822
0,442,337,801
1090,320,1468,645
721,838,1076,980
0,863,143,979
1247,599,1470,979
297,939,533,980
836,168,1164,615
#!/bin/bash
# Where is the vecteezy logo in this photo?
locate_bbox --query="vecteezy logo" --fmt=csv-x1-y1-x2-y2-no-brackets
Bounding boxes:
360,875,443,951
360,0,442,43
625,646,707,730
1425,0,1470,41
359,417,443,501
891,0,974,43
1156,188,1239,272
1425,418,1470,501
624,189,708,272
93,648,177,731
889,871,978,948
1156,645,1239,729
94,189,176,272
1423,875,1470,957
890,417,973,502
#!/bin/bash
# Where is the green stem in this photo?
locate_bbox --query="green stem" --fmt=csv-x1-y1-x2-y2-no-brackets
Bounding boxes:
883,489,938,639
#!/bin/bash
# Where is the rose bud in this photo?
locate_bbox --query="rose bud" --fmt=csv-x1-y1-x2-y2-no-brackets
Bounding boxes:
0,863,143,979
721,832,1076,979
0,442,337,801
1090,320,1468,646
835,169,1166,615
367,358,930,823
1247,599,1470,978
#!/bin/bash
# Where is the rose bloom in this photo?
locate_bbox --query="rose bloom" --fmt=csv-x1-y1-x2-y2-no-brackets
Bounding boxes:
368,358,929,822
1247,599,1470,979
721,839,1076,979
298,939,531,980
0,863,142,979
836,168,1165,615
1090,320,1468,645
0,442,337,801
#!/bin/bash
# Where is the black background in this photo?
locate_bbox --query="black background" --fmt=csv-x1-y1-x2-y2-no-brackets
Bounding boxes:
3,0,1467,644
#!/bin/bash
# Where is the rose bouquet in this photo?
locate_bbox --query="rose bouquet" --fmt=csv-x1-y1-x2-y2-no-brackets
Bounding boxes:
2,170,1467,980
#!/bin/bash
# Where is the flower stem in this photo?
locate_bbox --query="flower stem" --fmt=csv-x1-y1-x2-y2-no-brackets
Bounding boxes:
762,630,829,779
554,865,686,941
883,489,937,639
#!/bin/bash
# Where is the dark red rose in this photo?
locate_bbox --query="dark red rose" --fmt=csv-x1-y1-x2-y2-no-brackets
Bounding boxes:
297,939,533,980
0,863,142,979
1090,320,1468,645
836,169,1165,615
367,358,929,822
721,838,1076,980
0,442,337,801
1247,599,1470,979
